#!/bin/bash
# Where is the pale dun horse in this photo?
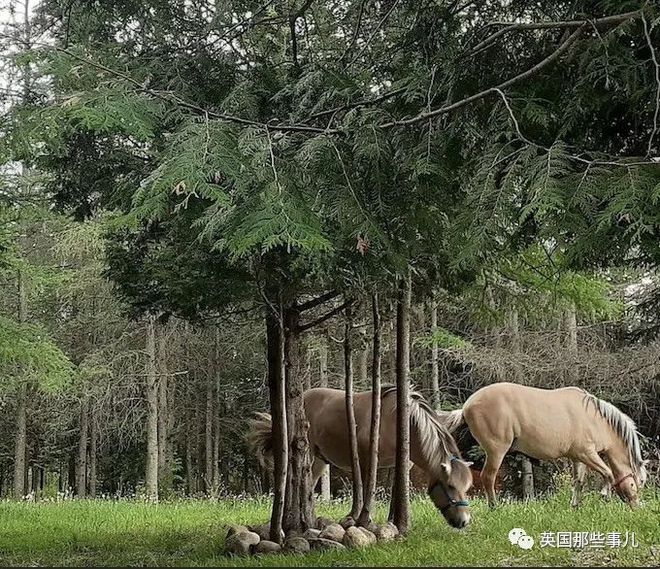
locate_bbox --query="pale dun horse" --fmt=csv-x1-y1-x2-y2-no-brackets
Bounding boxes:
443,383,648,508
250,386,474,528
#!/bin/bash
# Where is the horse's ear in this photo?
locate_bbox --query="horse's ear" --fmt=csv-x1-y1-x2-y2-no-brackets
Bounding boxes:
441,461,452,476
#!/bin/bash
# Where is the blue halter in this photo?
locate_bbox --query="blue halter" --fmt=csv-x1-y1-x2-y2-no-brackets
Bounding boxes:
432,456,470,513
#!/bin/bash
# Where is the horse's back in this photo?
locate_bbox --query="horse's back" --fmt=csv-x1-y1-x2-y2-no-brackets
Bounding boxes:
463,382,589,459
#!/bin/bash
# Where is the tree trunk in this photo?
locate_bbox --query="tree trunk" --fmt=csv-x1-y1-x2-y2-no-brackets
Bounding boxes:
212,327,221,491
509,307,523,382
283,305,315,534
318,340,331,501
266,300,288,543
13,270,28,500
357,323,369,389
89,409,97,498
304,344,312,392
205,363,214,494
145,315,159,502
358,292,382,526
344,305,364,520
521,457,535,500
430,301,440,407
76,394,89,497
157,329,170,494
390,275,411,534
212,389,221,493
186,422,195,495
68,452,76,495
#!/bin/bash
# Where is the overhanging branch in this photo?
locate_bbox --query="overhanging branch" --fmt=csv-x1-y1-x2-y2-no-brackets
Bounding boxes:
298,299,354,332
466,10,641,58
295,290,339,312
380,24,586,129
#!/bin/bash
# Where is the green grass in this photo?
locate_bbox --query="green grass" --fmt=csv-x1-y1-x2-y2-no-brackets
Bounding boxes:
0,488,658,567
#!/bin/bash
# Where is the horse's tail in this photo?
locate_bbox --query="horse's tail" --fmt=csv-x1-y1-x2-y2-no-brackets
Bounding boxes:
247,412,274,467
440,409,464,433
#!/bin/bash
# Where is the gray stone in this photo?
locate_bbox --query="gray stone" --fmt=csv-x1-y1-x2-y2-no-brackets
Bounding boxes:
283,536,311,554
357,526,377,545
253,540,282,555
319,523,346,543
225,531,260,556
374,522,399,542
340,516,356,529
343,525,373,549
303,528,322,539
316,516,333,529
250,523,284,542
308,537,347,551
225,525,249,539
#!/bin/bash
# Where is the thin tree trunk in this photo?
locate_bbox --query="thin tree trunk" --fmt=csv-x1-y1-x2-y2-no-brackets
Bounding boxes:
509,307,523,382
13,269,29,500
211,328,221,491
68,452,75,495
89,409,97,498
390,275,411,534
76,394,89,497
357,323,368,389
358,292,382,526
186,422,194,495
212,390,221,493
283,305,315,534
145,315,159,502
304,344,312,392
344,304,363,520
266,299,288,543
157,328,170,494
565,304,578,354
205,360,214,494
564,302,579,382
318,340,331,501
430,301,440,407
521,457,535,500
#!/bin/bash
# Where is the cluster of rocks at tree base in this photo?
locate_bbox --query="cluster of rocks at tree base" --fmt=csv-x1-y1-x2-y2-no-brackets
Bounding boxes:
224,520,400,557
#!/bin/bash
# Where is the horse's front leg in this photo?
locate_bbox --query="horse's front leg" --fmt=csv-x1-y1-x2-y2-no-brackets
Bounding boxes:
571,461,587,508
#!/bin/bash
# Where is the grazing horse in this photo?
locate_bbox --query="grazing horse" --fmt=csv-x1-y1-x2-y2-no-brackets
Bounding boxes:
442,383,648,508
249,386,473,528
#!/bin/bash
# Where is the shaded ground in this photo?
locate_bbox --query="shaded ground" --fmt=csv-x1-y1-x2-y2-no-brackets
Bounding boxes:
0,487,658,566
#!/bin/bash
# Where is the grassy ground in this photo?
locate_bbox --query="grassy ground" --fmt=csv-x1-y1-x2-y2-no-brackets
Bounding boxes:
0,487,658,567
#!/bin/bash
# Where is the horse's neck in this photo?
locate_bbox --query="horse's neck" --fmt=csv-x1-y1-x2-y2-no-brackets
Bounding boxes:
603,436,633,477
409,426,446,481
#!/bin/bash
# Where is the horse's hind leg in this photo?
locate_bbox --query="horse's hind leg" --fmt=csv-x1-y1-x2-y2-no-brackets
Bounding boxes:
571,461,587,508
311,457,329,495
481,446,507,508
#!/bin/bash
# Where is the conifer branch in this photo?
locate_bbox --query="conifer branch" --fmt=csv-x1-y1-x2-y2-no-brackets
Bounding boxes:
466,10,641,58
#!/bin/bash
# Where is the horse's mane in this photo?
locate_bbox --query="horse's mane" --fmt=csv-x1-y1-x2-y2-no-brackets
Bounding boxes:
382,385,459,474
583,392,644,468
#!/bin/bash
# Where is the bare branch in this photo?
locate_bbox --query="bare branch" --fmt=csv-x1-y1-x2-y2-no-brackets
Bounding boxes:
466,10,641,58
299,299,354,332
380,25,586,129
295,290,340,312
339,0,369,63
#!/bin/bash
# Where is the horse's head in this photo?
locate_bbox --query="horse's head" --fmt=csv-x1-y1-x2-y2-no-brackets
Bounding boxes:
428,456,473,528
613,460,649,508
